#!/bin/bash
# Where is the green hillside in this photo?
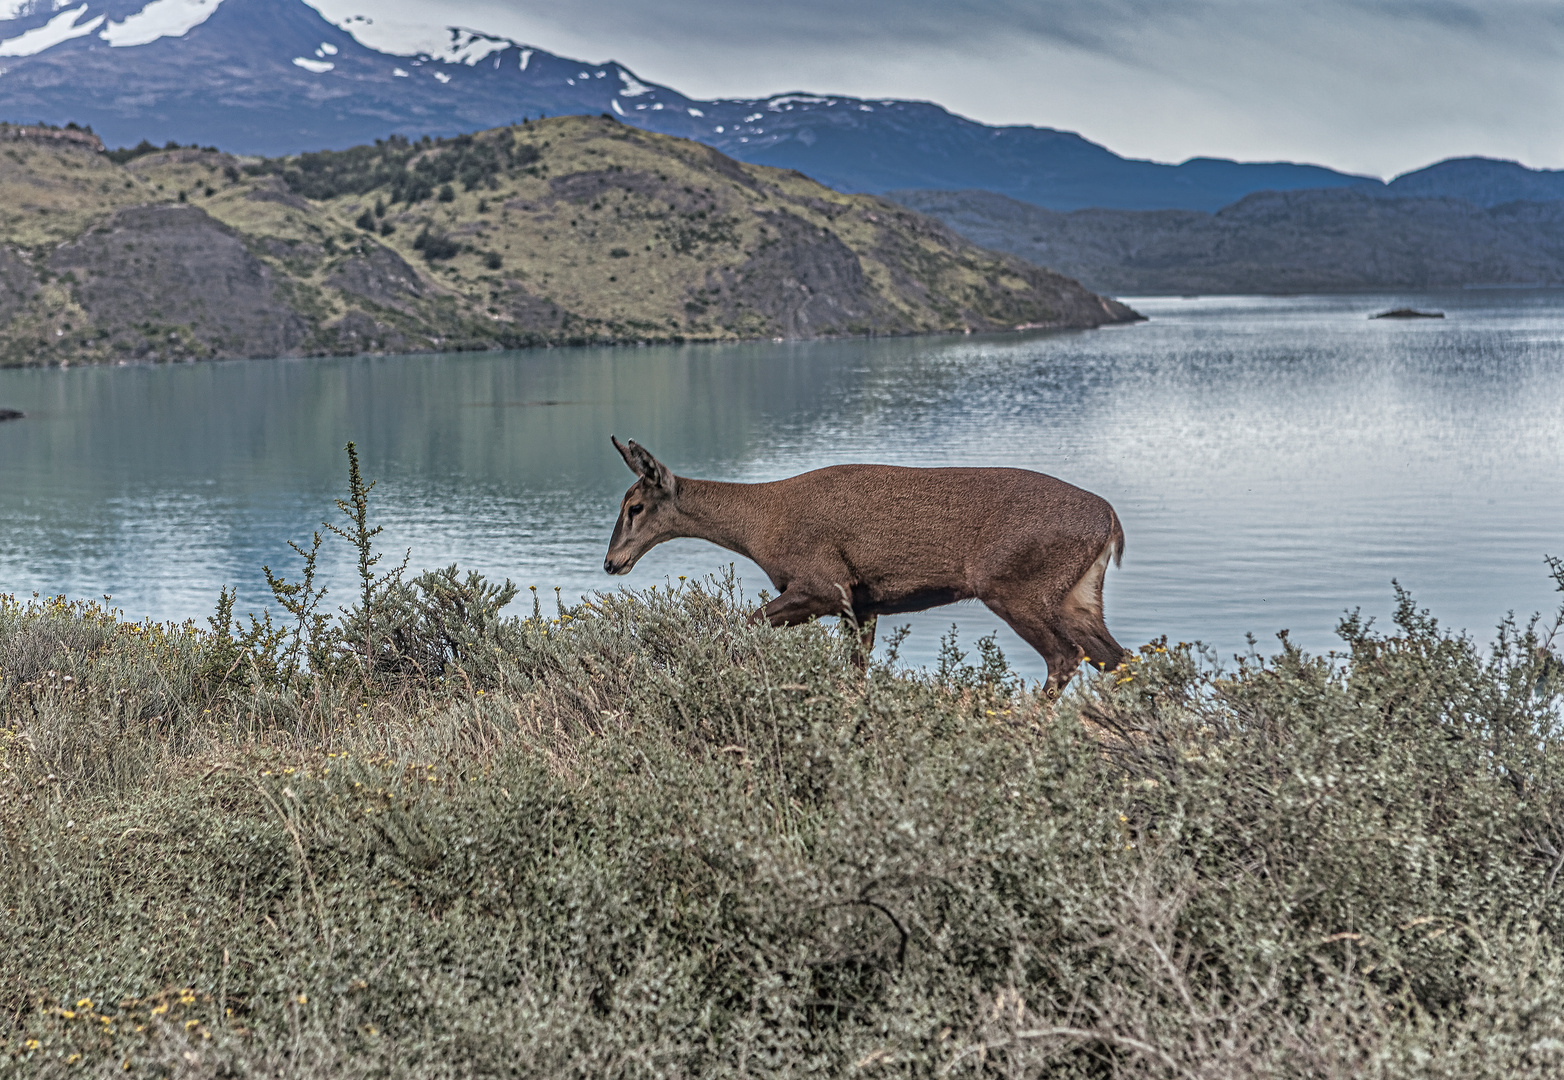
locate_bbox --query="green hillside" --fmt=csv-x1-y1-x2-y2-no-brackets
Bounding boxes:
0,119,1137,366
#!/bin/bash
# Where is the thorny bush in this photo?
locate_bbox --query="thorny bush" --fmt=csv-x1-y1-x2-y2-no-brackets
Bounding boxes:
1,453,1562,1078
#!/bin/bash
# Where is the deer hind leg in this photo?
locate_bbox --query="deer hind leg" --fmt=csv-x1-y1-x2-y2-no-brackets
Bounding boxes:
979,589,1084,698
1059,539,1128,672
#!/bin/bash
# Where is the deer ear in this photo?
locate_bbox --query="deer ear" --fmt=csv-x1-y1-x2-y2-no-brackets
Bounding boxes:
626,440,674,492
611,435,639,475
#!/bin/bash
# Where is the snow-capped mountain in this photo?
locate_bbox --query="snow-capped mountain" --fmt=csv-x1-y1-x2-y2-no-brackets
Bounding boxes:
0,0,1378,211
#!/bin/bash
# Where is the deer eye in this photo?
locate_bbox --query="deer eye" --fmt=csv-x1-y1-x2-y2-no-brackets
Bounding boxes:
627,504,643,518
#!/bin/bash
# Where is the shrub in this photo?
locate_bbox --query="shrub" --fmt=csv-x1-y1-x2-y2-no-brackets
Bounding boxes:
412,227,460,262
2,451,1562,1077
245,133,542,205
105,140,180,165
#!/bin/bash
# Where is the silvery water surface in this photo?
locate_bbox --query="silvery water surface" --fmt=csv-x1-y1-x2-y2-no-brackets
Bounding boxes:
2,290,1562,681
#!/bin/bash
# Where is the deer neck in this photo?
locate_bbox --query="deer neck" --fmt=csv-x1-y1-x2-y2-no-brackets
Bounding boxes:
670,477,770,563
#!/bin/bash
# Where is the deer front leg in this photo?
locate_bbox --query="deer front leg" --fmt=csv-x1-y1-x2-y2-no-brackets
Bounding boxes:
844,613,877,670
754,583,850,628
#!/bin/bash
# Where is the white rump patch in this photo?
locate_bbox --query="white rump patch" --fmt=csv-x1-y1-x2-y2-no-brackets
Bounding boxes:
100,0,223,48
0,4,102,56
1064,539,1115,623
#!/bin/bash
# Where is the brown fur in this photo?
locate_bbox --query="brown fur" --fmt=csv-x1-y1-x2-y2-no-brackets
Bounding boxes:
604,437,1127,694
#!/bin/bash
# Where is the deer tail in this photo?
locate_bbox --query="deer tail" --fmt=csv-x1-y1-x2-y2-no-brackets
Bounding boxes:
1109,509,1125,568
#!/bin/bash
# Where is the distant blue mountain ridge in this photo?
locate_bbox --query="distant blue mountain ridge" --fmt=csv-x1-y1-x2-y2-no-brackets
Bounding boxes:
0,0,1561,212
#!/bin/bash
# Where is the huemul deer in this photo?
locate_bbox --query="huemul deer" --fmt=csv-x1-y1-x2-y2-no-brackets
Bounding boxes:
603,437,1128,694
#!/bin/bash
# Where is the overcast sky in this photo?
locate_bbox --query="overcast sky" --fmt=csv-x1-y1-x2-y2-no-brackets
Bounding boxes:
306,0,1563,179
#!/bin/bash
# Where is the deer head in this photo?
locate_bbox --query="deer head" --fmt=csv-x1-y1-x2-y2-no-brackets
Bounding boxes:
603,436,680,575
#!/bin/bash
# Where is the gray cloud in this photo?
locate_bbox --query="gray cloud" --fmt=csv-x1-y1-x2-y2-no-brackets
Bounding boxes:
309,0,1564,177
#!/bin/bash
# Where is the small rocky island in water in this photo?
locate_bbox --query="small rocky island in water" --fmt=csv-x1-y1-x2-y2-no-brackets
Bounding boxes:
1372,308,1445,319
0,408,24,421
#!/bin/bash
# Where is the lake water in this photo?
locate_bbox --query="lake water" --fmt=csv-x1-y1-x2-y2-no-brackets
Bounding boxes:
2,290,1562,680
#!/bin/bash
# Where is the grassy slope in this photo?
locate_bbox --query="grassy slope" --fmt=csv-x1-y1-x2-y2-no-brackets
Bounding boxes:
0,118,1137,367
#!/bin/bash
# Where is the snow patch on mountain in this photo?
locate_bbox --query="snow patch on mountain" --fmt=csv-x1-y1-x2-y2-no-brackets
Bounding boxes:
292,55,331,72
0,4,101,56
617,68,651,97
100,0,224,48
439,28,509,66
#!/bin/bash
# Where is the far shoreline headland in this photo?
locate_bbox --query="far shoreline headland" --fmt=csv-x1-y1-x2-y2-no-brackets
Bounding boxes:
0,118,1138,369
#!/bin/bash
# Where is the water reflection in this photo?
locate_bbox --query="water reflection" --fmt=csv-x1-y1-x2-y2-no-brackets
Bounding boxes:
2,289,1562,679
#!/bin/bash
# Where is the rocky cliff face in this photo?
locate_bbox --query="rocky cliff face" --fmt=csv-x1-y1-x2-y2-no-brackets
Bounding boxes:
48,204,309,358
0,117,1138,366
